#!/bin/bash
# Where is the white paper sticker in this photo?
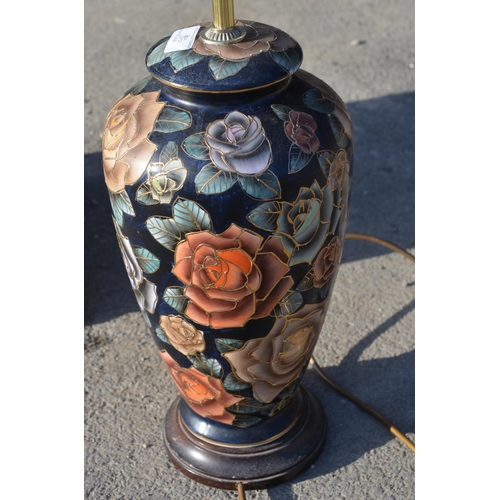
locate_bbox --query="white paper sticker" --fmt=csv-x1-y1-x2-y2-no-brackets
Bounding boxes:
164,26,201,53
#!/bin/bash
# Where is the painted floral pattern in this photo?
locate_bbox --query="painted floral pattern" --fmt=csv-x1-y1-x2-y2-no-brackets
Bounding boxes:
160,350,242,425
206,111,272,175
146,21,301,82
159,315,205,355
102,91,165,193
182,112,281,200
114,220,158,313
313,236,342,288
192,22,276,61
172,224,294,329
103,66,353,427
224,301,329,403
247,181,334,266
137,158,187,205
328,149,351,209
284,111,320,154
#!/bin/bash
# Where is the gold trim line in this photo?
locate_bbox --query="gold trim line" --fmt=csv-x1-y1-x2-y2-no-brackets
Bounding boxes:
179,411,301,449
149,74,291,94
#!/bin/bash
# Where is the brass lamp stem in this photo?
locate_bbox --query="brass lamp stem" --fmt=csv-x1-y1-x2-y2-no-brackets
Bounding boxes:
212,0,235,30
200,0,247,44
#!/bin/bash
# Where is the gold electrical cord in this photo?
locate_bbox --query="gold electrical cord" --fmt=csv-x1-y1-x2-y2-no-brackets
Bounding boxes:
309,357,415,452
311,231,415,453
345,232,415,263
237,482,246,500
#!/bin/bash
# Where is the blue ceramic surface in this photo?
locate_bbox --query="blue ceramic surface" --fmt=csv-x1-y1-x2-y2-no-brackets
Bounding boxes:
102,20,353,444
146,21,303,92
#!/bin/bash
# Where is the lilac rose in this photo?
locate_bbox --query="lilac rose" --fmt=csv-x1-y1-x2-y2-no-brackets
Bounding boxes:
205,111,272,175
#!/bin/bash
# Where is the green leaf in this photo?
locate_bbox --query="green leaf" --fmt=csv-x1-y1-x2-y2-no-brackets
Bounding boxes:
228,398,273,414
181,133,210,160
232,416,262,428
330,202,341,233
147,39,171,66
136,182,157,206
162,286,188,313
296,270,315,292
146,216,182,252
271,104,292,121
328,114,350,148
289,144,313,173
159,141,178,163
155,326,170,344
209,56,249,80
311,180,323,200
195,164,238,195
224,373,252,391
109,190,135,226
169,49,205,72
187,353,223,378
270,47,301,74
317,150,336,178
132,246,160,274
172,198,212,233
154,106,192,133
346,144,354,165
126,77,151,96
303,88,335,114
238,171,281,200
271,290,304,317
246,201,283,231
215,338,244,354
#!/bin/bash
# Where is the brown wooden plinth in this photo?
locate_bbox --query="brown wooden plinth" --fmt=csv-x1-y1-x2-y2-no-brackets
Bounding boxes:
163,385,327,491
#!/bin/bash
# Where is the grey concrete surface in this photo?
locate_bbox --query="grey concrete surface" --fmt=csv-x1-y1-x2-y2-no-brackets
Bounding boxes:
85,0,415,498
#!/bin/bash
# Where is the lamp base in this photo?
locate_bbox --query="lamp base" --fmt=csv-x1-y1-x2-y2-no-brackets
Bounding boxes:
163,385,327,490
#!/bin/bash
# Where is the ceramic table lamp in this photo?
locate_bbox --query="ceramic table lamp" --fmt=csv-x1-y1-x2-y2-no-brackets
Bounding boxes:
101,0,354,490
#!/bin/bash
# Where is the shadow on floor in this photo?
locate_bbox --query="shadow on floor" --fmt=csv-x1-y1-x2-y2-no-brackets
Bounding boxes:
266,300,415,498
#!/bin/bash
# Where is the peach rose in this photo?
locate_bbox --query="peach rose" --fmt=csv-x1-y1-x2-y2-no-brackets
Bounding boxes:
328,149,351,207
224,301,328,403
102,91,164,193
193,22,276,61
159,315,205,355
313,237,342,288
172,224,293,329
160,350,242,425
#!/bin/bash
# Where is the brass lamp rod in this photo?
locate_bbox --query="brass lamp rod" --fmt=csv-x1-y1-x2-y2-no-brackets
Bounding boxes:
200,0,247,44
212,0,236,30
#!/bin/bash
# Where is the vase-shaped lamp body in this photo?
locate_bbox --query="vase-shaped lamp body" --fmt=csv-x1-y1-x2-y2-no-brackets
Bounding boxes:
101,3,353,489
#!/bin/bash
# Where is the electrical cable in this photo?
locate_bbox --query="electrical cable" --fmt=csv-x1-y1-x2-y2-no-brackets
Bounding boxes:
311,231,415,453
237,482,246,500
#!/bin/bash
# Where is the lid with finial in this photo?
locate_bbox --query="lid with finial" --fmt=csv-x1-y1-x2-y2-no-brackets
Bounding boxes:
145,0,303,93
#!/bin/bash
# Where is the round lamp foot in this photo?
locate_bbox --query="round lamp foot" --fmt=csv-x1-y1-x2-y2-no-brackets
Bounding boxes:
163,385,327,490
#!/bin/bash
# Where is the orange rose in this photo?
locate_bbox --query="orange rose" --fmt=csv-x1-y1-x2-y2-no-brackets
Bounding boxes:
159,350,242,425
172,224,293,329
313,237,342,288
102,91,164,193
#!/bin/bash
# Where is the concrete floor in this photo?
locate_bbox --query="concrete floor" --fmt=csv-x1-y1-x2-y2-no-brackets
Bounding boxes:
85,1,415,498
